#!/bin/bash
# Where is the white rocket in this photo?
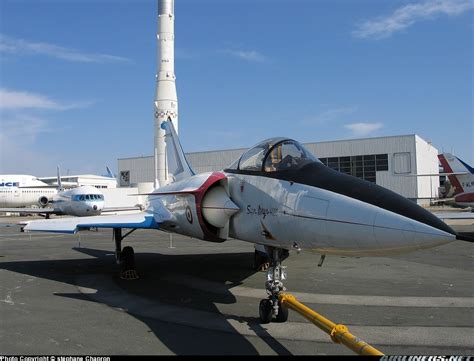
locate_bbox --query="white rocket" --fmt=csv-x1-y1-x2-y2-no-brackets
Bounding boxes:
154,0,178,187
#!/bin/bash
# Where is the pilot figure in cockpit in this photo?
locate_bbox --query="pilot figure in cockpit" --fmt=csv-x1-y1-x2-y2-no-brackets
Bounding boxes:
265,143,298,172
281,153,302,169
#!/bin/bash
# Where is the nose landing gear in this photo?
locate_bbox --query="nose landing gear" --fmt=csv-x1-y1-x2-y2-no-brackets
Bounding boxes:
259,247,289,324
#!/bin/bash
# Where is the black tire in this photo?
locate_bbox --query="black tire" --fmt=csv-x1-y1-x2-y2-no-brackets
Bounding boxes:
121,246,135,271
259,299,273,324
275,300,288,323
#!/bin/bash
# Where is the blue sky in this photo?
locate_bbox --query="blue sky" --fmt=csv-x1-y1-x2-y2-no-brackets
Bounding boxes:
0,0,472,176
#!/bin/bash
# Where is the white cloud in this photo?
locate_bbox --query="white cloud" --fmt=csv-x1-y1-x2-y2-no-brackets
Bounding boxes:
0,113,61,174
301,106,359,125
353,0,474,39
0,88,92,110
0,88,94,174
0,114,52,141
344,122,383,136
225,49,267,63
0,33,130,63
1,88,61,110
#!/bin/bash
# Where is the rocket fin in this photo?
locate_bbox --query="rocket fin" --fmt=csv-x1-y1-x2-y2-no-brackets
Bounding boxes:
161,118,195,183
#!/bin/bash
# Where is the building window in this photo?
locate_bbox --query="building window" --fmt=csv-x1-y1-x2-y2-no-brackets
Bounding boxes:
320,153,389,183
375,154,388,171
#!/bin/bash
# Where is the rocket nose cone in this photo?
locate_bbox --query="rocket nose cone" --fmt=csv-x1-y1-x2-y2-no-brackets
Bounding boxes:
158,0,174,15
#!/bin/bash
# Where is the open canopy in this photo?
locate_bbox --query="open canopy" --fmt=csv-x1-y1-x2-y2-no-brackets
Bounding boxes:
227,138,320,173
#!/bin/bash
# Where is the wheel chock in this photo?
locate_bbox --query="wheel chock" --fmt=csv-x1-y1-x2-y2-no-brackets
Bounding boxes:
120,269,139,280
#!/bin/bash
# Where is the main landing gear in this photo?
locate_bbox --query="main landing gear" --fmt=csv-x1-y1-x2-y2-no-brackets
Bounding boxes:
259,247,289,324
113,228,139,280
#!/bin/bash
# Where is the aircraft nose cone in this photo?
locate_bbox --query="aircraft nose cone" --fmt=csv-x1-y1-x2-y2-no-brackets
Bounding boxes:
297,163,457,236
368,182,456,236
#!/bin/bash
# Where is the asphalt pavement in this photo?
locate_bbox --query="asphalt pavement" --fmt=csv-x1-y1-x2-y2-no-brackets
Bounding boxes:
0,216,472,355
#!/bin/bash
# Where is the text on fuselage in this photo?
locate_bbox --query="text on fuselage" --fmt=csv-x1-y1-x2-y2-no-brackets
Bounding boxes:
246,204,278,219
0,182,19,187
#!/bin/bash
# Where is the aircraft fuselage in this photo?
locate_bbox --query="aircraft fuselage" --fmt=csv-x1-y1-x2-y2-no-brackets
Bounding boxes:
154,168,456,257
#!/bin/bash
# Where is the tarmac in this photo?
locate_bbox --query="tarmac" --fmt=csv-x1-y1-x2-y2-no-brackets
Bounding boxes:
0,214,473,355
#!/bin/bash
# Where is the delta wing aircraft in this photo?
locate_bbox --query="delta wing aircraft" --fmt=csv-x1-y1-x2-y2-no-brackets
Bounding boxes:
22,120,470,323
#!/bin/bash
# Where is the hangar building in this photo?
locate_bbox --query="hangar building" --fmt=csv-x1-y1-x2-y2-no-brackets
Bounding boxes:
118,134,440,205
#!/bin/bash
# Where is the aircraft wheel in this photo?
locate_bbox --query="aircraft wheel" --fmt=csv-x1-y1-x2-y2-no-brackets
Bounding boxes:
259,299,273,324
121,246,135,271
275,300,288,323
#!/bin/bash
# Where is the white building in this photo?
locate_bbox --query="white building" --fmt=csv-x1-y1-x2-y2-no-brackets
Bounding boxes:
39,174,117,189
118,134,440,204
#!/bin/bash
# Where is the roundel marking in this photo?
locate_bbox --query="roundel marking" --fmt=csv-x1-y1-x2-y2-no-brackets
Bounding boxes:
185,206,193,224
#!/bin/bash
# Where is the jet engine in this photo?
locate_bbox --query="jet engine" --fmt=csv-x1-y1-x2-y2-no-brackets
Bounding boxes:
38,196,49,207
159,172,240,242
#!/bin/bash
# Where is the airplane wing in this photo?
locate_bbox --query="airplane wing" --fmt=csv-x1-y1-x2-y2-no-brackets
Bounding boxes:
433,211,474,220
397,172,469,177
101,206,144,213
430,198,455,204
21,211,168,234
0,207,56,214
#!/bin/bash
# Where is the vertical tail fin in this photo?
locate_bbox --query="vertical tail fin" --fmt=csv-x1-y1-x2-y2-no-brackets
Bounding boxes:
455,156,474,175
161,118,195,183
438,153,473,194
106,166,115,179
56,165,63,191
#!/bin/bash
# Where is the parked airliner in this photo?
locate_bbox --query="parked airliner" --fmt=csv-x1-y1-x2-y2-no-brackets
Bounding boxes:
0,175,57,208
21,119,471,323
18,185,105,217
1,169,105,217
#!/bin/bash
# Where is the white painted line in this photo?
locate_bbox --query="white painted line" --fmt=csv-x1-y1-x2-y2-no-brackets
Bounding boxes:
163,274,474,308
77,275,474,348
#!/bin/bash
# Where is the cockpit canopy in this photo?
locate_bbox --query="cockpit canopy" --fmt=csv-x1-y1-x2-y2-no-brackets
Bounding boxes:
72,194,105,202
227,138,320,172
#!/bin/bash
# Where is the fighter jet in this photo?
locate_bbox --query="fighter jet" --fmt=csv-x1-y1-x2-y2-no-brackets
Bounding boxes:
22,119,469,323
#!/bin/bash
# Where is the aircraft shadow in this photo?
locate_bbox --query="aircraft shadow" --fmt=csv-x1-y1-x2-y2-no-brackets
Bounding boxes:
0,247,292,355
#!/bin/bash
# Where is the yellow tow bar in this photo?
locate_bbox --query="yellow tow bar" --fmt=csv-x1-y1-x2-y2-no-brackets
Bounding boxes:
278,293,384,356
